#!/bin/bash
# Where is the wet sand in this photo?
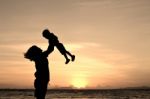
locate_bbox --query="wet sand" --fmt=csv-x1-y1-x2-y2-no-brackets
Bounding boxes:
0,89,150,99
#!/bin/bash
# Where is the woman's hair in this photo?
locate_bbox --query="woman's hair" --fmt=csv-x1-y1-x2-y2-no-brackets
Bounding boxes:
24,45,42,61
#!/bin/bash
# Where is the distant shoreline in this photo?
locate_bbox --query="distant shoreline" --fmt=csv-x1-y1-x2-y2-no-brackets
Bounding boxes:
0,87,150,91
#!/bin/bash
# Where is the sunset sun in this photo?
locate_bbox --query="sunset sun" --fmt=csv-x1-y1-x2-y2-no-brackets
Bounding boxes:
71,78,88,89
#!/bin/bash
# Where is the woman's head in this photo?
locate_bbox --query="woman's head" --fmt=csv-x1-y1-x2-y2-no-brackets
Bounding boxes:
24,45,42,61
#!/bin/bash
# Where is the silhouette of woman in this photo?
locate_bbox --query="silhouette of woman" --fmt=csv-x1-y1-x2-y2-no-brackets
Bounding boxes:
24,41,54,99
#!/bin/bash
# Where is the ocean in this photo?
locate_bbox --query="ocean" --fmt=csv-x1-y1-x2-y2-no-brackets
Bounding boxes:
0,89,150,99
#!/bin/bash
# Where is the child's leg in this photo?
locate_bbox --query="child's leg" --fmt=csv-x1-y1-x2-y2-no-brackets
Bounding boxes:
56,43,71,64
63,53,70,64
66,51,75,61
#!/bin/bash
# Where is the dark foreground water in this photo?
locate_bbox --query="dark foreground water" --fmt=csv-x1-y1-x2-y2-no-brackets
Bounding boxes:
0,89,150,99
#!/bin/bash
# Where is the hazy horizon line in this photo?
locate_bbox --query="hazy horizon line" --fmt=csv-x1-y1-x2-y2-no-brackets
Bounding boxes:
0,86,150,90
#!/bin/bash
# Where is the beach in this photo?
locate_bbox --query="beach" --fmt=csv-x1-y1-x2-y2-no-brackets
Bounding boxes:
0,89,150,99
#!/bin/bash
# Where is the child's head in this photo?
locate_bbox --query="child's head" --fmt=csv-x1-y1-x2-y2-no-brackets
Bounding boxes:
42,29,59,44
24,45,42,61
42,29,52,39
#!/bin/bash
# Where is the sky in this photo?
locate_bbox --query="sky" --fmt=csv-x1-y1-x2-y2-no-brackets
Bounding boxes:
0,0,150,89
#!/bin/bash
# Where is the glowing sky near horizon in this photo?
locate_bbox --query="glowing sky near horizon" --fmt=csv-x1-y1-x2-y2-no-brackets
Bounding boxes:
0,0,150,88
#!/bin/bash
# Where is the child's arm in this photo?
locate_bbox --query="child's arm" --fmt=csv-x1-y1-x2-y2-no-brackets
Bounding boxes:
43,42,54,57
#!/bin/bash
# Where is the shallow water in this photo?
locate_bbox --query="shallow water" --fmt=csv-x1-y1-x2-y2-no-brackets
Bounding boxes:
0,89,150,99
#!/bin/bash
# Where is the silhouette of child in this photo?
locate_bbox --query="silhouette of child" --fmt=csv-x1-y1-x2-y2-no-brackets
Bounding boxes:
42,29,75,64
24,43,54,99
